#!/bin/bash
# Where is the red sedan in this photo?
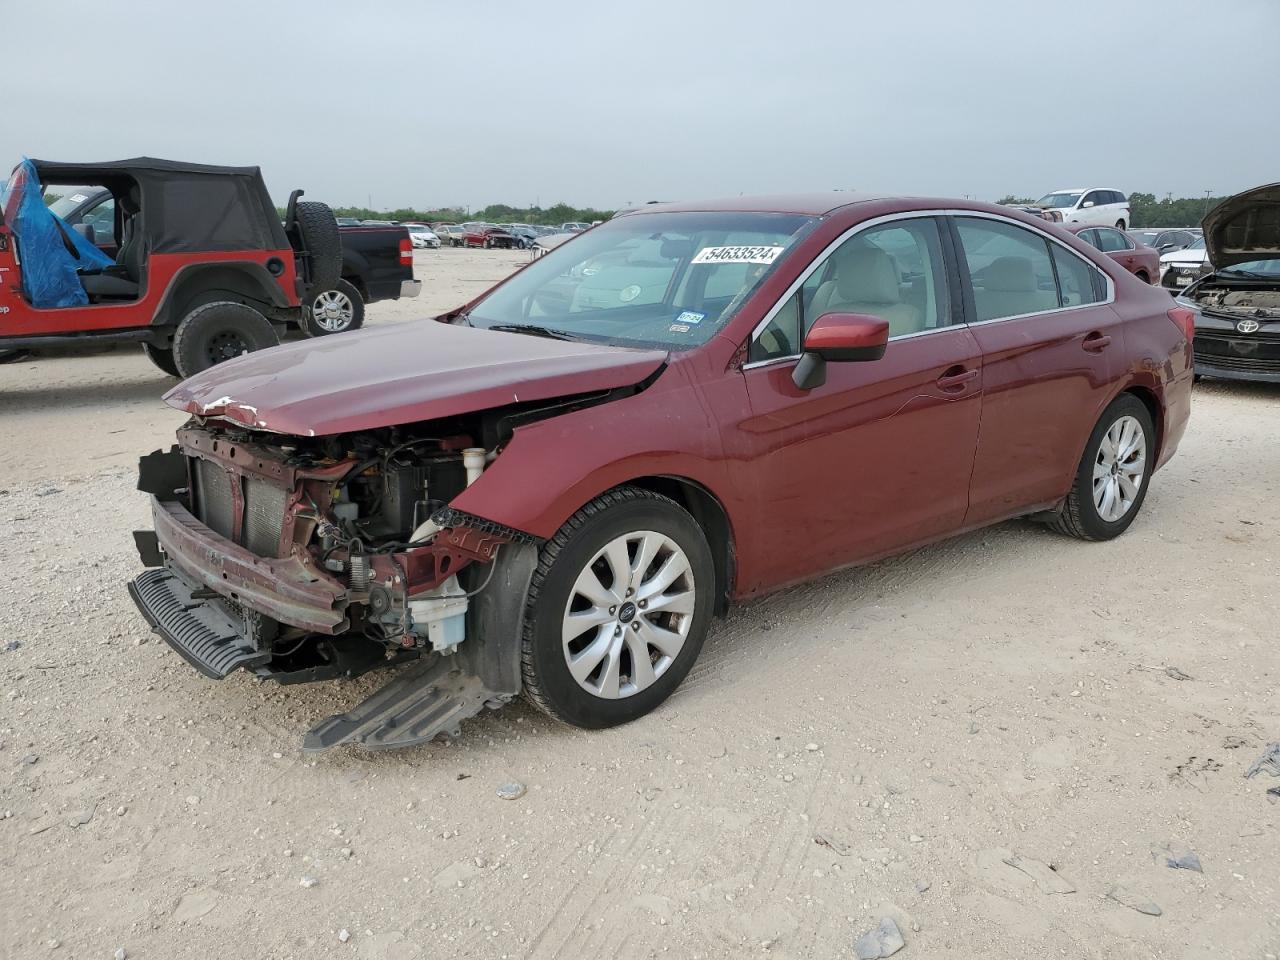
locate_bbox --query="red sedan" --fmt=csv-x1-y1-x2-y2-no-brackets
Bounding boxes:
133,193,1193,751
461,224,516,249
1065,223,1160,283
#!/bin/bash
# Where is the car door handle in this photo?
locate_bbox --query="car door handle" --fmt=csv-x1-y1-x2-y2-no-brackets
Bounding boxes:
936,366,978,391
1082,333,1112,353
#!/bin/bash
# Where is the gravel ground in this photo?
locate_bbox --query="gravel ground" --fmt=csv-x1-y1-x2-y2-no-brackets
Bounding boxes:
1,248,1277,959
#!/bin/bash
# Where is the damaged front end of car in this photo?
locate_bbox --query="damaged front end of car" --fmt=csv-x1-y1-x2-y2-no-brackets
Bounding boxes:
129,414,545,752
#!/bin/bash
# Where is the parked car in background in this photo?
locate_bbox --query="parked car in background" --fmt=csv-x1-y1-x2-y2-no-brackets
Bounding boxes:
360,219,399,227
405,223,440,249
560,221,591,233
503,224,540,249
1021,189,1131,228
1128,228,1199,253
1,157,340,376
439,225,465,247
336,216,363,226
462,223,517,249
128,192,1191,751
1160,236,1211,290
1175,182,1280,382
302,223,421,336
1067,224,1159,283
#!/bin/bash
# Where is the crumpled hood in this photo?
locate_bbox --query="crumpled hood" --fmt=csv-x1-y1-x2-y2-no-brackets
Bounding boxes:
1203,182,1280,268
165,320,668,437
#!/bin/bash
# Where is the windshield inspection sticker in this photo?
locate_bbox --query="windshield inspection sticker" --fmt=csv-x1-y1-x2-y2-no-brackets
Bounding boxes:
68,193,88,203
675,311,706,325
692,245,785,265
668,323,691,334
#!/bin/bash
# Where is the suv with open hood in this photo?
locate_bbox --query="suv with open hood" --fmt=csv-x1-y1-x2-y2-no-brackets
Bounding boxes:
1176,182,1280,382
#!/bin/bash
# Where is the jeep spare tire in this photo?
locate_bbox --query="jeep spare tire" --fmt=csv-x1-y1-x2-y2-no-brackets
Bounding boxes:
294,201,342,293
172,301,279,378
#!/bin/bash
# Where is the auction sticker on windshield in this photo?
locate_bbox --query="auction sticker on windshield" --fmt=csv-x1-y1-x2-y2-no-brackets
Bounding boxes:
692,245,785,265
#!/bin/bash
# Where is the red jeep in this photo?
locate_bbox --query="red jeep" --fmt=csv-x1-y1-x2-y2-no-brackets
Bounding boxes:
0,157,340,377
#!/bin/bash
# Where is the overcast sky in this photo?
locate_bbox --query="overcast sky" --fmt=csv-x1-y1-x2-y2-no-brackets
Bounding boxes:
10,0,1278,211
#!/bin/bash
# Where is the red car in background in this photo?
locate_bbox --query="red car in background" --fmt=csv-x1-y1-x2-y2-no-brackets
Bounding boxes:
1066,223,1160,284
130,193,1193,751
461,223,517,249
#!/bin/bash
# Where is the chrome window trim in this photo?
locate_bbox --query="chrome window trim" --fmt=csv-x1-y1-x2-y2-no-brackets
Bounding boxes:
744,208,1115,366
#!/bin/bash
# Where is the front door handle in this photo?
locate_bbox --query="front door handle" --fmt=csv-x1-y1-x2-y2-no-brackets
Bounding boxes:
936,366,978,391
1083,332,1112,353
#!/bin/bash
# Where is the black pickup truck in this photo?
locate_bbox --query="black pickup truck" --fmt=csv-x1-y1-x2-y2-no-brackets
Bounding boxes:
52,187,421,337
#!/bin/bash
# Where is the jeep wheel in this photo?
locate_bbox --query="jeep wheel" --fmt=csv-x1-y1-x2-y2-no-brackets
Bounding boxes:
521,486,714,729
302,278,365,336
141,343,181,377
294,201,342,292
171,301,279,378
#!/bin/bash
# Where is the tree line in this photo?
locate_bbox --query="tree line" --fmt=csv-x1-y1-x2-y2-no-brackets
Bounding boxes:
323,202,617,226
997,192,1226,229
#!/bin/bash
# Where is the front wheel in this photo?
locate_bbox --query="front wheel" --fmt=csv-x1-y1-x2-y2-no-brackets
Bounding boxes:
521,487,714,728
302,278,365,336
1048,394,1154,541
171,301,279,378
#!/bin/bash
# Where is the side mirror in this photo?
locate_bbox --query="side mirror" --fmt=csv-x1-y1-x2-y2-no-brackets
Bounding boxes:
71,222,96,244
792,312,889,390
1081,200,1095,208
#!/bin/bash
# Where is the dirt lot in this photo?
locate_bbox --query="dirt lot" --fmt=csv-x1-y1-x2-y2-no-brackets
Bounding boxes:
2,247,1277,960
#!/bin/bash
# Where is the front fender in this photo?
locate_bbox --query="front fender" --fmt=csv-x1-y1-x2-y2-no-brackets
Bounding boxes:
449,364,735,539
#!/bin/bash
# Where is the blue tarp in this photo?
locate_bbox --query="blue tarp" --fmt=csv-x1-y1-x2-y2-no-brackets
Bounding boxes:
2,158,113,308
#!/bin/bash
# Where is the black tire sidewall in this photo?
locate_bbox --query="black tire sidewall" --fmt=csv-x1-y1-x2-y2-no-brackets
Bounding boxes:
141,342,181,377
1072,395,1155,539
526,495,714,728
172,302,278,378
294,201,342,292
302,278,365,337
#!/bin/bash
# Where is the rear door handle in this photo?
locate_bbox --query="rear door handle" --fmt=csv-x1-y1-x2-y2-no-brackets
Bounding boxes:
936,366,978,391
1083,332,1112,353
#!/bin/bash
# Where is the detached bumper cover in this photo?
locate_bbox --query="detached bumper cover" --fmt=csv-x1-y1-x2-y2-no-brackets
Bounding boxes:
148,497,347,634
129,567,267,678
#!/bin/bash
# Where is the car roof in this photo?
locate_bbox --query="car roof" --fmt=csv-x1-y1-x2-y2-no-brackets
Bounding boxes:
618,192,915,217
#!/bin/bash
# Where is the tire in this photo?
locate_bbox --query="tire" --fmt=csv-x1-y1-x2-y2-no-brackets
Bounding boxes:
171,301,279,378
521,486,715,729
1115,219,1127,230
294,201,342,293
301,278,364,336
1048,394,1154,541
141,342,181,377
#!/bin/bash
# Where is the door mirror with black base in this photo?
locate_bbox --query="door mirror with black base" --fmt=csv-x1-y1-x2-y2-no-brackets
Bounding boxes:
791,312,889,390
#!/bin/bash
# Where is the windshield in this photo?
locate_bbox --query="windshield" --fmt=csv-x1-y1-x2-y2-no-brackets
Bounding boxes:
1187,236,1205,250
1219,258,1280,277
45,187,99,219
466,210,815,350
1035,192,1083,209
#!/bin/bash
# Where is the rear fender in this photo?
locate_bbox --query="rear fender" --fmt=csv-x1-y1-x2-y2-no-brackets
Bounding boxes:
154,261,296,326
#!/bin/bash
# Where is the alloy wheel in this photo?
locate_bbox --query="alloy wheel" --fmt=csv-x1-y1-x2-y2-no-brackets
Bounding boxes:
561,530,696,699
309,289,355,333
1093,415,1146,522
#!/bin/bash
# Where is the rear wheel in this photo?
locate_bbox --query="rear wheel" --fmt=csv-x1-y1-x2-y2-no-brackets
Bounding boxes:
171,301,279,378
521,487,714,728
301,278,365,336
1049,394,1154,541
141,342,181,377
294,201,342,292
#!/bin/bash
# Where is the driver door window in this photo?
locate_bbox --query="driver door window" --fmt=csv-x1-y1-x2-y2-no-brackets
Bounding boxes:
750,218,950,363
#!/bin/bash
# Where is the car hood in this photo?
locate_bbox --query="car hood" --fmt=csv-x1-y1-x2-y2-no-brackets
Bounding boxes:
164,321,668,437
1202,182,1280,268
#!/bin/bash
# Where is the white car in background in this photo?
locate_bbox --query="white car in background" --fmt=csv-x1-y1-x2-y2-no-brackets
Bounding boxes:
404,224,440,249
1159,234,1211,290
1029,188,1131,228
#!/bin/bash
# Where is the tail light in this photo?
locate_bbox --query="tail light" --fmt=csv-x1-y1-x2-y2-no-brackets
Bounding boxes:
1168,306,1196,342
399,237,413,265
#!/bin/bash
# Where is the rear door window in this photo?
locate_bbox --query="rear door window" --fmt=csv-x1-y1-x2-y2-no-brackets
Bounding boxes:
1050,244,1105,307
954,218,1059,321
